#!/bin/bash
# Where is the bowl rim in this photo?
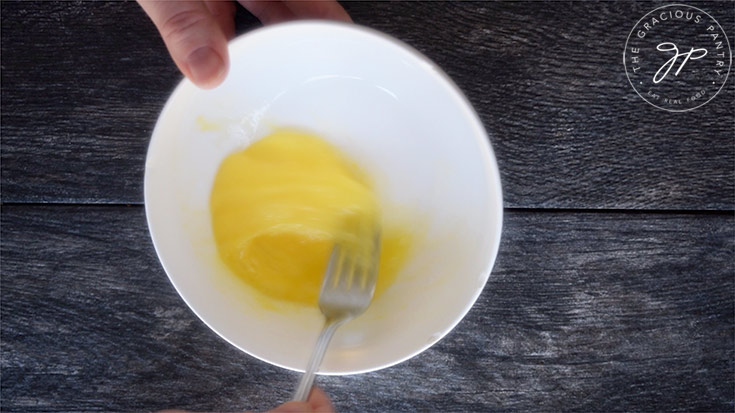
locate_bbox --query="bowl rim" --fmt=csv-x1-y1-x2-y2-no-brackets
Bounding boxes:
144,20,504,375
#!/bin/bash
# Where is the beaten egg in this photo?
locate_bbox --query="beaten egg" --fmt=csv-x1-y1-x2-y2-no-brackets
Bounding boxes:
210,129,412,307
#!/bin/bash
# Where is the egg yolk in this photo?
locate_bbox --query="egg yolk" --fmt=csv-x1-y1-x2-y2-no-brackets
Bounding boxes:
210,129,412,307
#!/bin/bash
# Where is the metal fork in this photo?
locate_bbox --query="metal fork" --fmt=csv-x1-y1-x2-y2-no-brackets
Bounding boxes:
292,233,381,402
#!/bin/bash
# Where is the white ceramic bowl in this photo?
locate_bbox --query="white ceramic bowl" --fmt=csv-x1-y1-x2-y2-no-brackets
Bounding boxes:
145,21,503,375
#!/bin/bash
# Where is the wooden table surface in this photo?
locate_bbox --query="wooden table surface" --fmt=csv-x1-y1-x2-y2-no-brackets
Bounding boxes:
2,1,733,411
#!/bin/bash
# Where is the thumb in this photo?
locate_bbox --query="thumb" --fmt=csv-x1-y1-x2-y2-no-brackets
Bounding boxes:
138,0,229,89
266,387,335,413
267,401,316,413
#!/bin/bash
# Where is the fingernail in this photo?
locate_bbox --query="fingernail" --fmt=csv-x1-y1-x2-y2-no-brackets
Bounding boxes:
187,46,225,87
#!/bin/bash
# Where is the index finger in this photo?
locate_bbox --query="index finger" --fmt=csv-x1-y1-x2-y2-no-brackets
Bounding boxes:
283,0,352,22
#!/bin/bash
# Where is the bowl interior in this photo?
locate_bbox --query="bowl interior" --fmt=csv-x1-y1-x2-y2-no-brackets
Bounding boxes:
145,21,503,374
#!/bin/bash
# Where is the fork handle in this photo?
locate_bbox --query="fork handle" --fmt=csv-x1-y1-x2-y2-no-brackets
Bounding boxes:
293,316,348,402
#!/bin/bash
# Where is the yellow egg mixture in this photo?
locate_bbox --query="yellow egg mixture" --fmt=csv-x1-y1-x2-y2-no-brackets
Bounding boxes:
210,129,412,307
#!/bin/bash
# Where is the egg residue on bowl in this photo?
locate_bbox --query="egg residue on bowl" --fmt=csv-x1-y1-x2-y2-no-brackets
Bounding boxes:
210,129,413,307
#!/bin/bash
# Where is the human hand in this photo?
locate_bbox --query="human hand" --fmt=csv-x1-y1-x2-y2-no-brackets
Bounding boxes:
266,387,336,413
137,1,351,89
160,386,336,413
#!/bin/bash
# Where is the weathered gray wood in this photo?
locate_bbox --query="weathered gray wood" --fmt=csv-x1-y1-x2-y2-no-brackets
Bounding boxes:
1,1,733,209
2,1,733,412
2,206,732,412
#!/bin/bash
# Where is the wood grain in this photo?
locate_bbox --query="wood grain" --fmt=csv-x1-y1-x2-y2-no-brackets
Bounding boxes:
2,206,732,412
1,1,733,209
